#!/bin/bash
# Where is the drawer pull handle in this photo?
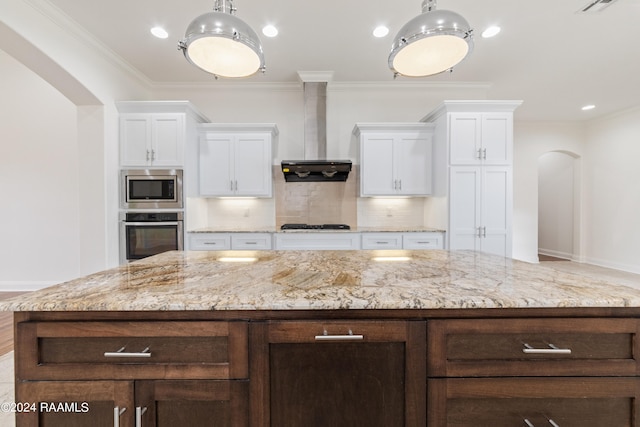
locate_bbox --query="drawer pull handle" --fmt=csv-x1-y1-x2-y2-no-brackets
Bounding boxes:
104,346,151,358
523,419,535,427
315,329,364,341
548,419,560,427
136,406,147,427
522,343,571,355
114,407,126,427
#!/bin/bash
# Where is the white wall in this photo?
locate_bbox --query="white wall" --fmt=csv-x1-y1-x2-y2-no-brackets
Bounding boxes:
0,50,80,289
0,0,150,290
538,152,576,259
583,108,640,273
512,122,585,263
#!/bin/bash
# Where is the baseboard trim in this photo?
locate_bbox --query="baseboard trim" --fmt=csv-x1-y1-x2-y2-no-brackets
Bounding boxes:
582,257,640,275
538,248,574,261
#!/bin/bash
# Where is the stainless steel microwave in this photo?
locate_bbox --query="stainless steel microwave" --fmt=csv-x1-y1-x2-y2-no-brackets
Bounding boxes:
120,169,183,209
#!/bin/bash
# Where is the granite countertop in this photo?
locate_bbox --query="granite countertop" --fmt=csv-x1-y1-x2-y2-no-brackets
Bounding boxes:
2,250,640,312
188,227,445,233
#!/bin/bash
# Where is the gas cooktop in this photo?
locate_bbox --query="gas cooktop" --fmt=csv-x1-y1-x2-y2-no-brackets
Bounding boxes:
280,223,351,230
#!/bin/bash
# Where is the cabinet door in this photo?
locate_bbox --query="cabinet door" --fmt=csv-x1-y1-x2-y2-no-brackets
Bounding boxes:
136,380,249,427
361,232,403,249
188,233,231,250
449,167,511,257
232,134,272,197
449,113,481,165
481,166,512,257
449,167,481,251
481,113,512,165
360,135,395,196
16,381,134,427
274,232,361,250
428,377,640,427
199,134,234,196
120,114,152,166
263,321,426,427
151,114,184,167
395,134,433,195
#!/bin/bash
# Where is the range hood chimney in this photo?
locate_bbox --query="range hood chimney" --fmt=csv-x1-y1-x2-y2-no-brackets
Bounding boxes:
281,72,352,182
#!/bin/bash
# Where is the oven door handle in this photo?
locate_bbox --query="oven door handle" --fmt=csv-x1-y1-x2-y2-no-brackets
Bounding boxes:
123,222,182,226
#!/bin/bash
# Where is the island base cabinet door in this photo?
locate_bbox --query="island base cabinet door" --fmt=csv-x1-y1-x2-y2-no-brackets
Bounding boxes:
262,320,426,427
15,380,134,427
270,342,404,427
427,378,640,427
136,380,249,427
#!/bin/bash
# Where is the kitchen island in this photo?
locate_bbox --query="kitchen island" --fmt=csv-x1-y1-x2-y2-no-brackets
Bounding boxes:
4,249,640,426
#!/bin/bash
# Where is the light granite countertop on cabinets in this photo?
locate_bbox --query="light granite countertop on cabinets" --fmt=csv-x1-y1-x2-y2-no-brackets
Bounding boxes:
188,227,277,233
188,227,445,233
357,227,445,233
2,250,640,312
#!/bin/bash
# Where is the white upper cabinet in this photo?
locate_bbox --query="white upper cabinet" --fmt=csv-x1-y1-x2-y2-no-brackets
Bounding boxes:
354,123,434,197
198,124,277,198
117,101,208,168
449,112,513,165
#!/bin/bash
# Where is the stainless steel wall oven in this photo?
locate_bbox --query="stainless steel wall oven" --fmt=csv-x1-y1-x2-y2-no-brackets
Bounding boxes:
120,212,184,264
120,169,183,209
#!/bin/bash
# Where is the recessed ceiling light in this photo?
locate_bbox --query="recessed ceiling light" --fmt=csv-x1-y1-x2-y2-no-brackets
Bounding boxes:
581,104,596,111
262,25,278,37
373,25,390,38
150,26,169,39
481,25,501,38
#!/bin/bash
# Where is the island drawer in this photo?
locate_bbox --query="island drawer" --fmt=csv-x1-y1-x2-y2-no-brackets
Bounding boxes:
428,377,640,427
16,320,248,381
428,318,640,377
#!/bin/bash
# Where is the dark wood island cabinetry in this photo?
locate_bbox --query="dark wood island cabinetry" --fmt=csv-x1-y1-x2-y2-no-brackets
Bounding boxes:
4,250,640,426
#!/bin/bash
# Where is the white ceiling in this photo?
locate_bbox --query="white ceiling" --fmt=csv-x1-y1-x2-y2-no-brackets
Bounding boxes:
45,0,640,121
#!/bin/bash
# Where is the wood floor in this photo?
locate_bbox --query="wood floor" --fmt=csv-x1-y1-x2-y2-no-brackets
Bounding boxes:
0,292,27,356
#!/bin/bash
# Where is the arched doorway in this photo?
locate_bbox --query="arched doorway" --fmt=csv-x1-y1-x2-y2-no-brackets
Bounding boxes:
538,151,581,261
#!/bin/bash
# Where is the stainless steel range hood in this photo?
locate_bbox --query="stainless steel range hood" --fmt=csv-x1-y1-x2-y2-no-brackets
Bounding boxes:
281,159,352,182
281,73,352,182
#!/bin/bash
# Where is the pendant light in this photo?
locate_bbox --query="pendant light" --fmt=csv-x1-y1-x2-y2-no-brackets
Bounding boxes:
178,0,265,78
389,0,473,77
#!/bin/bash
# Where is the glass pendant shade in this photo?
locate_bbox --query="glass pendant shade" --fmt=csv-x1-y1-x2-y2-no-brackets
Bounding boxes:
179,2,265,78
389,3,473,77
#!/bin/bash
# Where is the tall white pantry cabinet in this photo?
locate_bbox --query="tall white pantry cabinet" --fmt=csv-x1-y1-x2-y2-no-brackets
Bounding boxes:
423,101,522,258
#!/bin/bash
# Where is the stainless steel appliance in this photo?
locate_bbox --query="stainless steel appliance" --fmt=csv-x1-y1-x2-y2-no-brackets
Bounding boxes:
120,169,183,209
120,212,184,263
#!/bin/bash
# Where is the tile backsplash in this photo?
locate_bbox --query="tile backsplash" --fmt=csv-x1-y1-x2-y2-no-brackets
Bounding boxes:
189,165,432,230
275,166,357,227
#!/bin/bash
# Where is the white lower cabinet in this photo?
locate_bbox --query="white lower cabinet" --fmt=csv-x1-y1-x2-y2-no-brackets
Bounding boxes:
449,166,511,257
189,231,444,251
231,233,273,250
188,233,272,251
361,233,403,250
361,232,445,250
274,233,361,250
403,232,444,249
